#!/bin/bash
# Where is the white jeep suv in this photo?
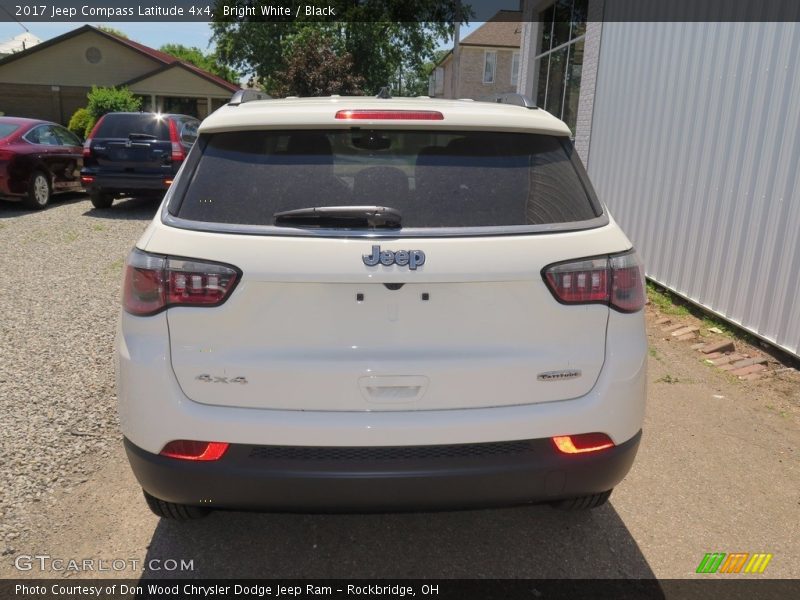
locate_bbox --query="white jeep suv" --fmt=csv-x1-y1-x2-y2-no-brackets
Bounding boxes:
116,92,646,520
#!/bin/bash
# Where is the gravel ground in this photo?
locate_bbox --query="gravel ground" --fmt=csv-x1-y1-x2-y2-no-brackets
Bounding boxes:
0,194,154,555
1,194,797,579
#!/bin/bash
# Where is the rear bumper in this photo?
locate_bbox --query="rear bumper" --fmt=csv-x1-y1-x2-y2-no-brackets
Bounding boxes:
82,171,171,194
125,431,641,512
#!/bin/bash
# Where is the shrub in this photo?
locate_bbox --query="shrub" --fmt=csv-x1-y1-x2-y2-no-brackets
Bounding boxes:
86,86,141,121
67,108,92,139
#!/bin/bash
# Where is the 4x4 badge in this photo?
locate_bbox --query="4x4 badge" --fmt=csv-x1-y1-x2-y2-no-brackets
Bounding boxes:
363,245,426,270
195,375,248,384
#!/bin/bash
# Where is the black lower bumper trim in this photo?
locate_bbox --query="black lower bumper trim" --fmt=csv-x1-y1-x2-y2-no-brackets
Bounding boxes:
124,431,641,512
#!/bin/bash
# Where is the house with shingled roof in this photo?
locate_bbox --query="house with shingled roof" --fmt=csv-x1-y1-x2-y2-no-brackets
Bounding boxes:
430,10,522,100
0,25,240,124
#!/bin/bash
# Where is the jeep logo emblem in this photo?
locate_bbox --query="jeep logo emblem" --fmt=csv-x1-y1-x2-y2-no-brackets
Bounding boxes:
362,245,426,270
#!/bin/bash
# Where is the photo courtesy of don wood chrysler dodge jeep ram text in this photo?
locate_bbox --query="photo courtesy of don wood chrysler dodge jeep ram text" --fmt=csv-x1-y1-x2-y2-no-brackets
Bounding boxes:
115,91,646,520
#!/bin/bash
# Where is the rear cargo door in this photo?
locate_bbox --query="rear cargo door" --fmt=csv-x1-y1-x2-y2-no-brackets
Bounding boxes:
156,128,627,412
91,114,172,174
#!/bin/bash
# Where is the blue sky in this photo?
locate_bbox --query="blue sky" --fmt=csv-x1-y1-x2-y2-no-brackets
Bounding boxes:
0,21,481,54
0,22,217,49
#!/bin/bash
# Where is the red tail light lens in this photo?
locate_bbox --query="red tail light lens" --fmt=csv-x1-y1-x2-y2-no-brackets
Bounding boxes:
168,119,186,162
552,433,615,454
609,253,646,312
83,115,105,158
542,251,645,313
160,440,229,461
0,149,14,161
122,249,240,316
335,110,444,120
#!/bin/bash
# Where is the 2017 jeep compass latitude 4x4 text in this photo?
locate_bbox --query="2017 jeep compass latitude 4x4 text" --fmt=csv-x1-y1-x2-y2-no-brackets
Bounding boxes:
116,93,646,520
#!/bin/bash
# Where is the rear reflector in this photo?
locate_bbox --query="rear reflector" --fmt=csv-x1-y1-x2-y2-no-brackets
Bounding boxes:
335,110,444,120
80,175,94,184
160,440,229,461
122,248,240,316
552,433,615,454
543,250,645,313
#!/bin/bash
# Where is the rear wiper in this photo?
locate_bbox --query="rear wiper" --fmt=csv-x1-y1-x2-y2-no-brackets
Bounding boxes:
273,206,402,229
128,133,158,141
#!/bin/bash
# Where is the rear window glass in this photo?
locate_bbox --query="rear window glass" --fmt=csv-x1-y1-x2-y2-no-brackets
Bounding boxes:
175,130,600,230
94,114,169,140
0,123,20,140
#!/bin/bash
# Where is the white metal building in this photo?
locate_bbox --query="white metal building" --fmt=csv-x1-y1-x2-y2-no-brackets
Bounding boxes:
518,0,800,358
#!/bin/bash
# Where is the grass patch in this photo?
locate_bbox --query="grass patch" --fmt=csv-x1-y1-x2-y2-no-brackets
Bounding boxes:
91,223,107,232
647,282,690,317
107,258,124,273
647,281,757,344
64,231,79,243
655,374,680,384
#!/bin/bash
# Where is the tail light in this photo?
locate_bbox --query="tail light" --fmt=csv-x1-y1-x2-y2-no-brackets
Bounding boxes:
552,433,615,454
82,115,105,158
122,248,240,316
0,149,13,161
542,250,645,313
160,440,229,461
335,110,444,120
168,119,186,162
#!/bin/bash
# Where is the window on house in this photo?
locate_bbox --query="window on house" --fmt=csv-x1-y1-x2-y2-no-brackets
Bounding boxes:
511,51,521,86
483,51,497,84
534,0,588,134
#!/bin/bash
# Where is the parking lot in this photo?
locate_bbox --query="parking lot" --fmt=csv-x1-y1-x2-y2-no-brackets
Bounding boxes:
0,194,798,579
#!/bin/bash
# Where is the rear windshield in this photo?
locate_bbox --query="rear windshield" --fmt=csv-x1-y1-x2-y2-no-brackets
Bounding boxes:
0,123,20,140
94,114,170,140
175,130,601,230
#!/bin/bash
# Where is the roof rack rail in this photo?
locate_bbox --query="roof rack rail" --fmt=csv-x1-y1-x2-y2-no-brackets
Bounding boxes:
478,92,537,109
229,89,271,106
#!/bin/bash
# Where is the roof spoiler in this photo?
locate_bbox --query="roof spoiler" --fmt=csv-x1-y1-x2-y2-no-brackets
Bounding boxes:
229,89,271,106
478,93,537,109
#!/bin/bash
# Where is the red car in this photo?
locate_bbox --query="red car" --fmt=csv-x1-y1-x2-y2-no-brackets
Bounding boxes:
0,116,84,209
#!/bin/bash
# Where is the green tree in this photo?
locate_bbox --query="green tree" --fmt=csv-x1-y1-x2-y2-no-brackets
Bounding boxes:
271,29,364,96
96,26,128,39
402,48,450,96
211,1,469,96
159,43,240,84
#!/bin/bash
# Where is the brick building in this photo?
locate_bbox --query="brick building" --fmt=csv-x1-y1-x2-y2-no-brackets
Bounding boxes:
430,11,522,101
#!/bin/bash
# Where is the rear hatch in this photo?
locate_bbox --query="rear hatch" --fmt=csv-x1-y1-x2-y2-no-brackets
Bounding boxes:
88,114,173,175
152,128,629,412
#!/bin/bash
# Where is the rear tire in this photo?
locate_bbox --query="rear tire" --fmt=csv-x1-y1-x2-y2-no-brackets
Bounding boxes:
143,490,210,520
551,490,612,510
23,171,51,210
90,190,114,209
